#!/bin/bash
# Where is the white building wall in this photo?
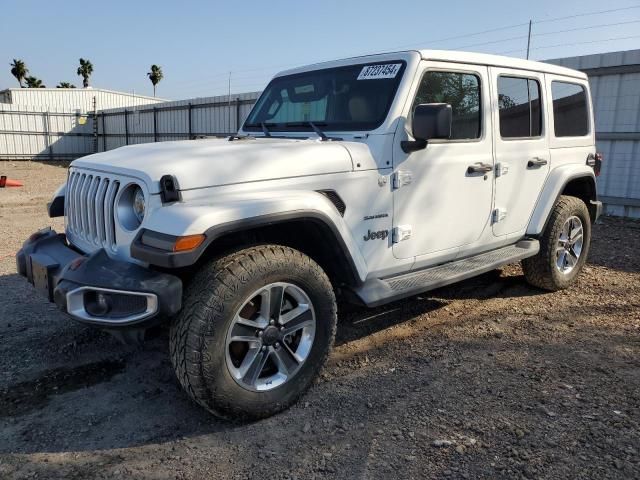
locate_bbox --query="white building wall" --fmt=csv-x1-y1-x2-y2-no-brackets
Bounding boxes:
0,88,164,112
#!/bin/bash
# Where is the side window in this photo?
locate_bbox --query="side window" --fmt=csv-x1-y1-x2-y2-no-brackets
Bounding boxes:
413,71,481,140
498,76,542,138
551,81,589,137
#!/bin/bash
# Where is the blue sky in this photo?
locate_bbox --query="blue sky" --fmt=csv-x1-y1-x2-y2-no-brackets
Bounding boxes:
2,0,640,99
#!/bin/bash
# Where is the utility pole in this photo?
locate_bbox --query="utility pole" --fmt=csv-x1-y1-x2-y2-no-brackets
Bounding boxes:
228,71,232,133
526,20,532,59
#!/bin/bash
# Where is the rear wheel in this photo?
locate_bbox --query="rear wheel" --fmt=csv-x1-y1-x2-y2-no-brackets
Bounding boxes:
170,245,337,420
522,195,591,291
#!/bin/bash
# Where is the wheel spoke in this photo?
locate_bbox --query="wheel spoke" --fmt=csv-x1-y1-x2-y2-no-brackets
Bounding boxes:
570,232,583,245
557,250,567,270
259,286,285,323
269,286,284,322
567,249,578,267
235,316,267,330
229,335,260,344
282,308,314,336
241,348,270,385
230,320,260,338
570,225,583,242
273,344,300,375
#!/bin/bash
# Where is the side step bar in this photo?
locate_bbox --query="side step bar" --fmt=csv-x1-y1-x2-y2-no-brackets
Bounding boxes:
353,240,540,307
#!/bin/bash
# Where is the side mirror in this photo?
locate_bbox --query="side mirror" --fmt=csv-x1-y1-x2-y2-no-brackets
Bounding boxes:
401,103,452,153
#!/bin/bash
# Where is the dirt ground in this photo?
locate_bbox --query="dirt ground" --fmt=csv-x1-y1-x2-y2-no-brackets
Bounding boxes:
0,160,639,480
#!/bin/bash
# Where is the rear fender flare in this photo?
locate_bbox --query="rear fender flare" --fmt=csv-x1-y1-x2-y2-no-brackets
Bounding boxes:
527,165,596,236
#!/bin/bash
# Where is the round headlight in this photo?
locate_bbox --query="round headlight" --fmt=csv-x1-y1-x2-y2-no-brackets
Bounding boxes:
117,184,146,231
132,186,145,223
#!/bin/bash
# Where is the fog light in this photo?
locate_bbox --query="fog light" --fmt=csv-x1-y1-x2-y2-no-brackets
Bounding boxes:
97,293,111,313
85,291,112,316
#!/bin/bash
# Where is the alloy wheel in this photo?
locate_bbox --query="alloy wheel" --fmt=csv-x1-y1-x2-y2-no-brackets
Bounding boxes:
225,282,316,391
556,215,584,274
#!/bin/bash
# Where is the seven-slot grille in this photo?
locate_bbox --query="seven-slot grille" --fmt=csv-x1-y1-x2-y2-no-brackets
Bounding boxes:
65,170,120,251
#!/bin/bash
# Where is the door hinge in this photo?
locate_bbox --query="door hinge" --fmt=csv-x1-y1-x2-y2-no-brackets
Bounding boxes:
392,225,412,243
495,162,509,177
492,208,507,223
392,171,412,189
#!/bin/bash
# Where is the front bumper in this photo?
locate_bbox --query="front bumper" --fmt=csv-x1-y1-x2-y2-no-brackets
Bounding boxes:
16,229,182,328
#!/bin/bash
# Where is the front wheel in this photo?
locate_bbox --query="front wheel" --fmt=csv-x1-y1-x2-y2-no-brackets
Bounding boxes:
170,245,337,420
522,195,592,291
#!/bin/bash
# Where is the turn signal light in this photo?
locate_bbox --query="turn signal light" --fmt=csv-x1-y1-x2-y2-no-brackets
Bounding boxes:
173,234,205,252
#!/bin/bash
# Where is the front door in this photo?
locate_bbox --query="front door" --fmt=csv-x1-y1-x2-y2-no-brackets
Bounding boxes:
490,67,550,236
392,62,494,259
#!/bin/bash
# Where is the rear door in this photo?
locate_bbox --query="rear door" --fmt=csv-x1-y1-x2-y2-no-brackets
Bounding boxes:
490,68,550,237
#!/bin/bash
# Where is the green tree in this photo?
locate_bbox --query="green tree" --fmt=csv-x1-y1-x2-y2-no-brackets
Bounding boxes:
25,76,45,88
10,59,28,87
147,64,163,97
57,82,76,88
77,58,93,88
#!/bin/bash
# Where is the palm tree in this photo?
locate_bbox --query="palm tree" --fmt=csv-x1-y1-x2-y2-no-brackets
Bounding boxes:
57,82,76,88
147,64,163,97
10,59,28,87
77,58,93,88
25,76,45,88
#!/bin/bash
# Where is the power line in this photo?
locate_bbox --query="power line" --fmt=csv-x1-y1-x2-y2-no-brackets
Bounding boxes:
169,5,640,94
532,5,640,24
451,18,640,51
378,5,640,52
498,33,640,56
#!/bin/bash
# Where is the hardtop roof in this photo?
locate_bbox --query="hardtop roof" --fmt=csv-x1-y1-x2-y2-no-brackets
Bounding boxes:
276,49,587,80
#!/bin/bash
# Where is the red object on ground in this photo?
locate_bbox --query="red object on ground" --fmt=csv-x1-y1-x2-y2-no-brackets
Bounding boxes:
0,176,23,187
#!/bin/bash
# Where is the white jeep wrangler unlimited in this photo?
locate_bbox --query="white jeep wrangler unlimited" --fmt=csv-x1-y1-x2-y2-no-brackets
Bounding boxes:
17,50,602,420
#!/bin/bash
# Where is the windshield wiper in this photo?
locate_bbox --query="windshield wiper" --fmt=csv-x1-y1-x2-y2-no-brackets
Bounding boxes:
309,121,327,141
284,121,333,141
261,122,272,137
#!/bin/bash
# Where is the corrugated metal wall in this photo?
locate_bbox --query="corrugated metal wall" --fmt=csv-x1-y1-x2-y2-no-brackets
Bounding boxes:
547,49,640,218
96,92,260,152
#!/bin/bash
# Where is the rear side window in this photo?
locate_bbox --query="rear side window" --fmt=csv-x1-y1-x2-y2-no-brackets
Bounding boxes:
413,71,481,140
497,76,542,138
551,81,589,137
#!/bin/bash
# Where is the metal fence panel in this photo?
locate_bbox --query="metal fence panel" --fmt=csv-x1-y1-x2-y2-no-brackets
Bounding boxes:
96,92,261,152
0,92,261,161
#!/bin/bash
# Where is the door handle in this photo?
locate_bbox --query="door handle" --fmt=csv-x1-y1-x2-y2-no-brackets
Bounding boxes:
527,157,548,168
467,162,493,175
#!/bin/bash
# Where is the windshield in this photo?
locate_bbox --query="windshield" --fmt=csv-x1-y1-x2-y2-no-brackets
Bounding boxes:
244,61,406,132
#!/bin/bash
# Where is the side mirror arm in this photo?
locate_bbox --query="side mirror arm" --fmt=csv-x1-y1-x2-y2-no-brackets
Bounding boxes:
401,139,427,154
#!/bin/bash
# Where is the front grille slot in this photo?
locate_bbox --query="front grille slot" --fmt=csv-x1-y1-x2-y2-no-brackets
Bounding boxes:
66,170,120,251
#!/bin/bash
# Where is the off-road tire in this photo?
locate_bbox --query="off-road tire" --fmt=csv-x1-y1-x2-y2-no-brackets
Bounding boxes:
170,244,337,420
522,195,591,291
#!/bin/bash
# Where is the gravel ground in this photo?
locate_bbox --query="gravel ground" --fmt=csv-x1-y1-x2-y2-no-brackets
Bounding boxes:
1,160,639,480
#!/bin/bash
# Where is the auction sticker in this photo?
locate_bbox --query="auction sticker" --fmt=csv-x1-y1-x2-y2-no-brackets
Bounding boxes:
357,63,402,80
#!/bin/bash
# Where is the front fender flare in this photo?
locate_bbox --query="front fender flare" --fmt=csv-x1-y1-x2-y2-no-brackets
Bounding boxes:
131,191,368,283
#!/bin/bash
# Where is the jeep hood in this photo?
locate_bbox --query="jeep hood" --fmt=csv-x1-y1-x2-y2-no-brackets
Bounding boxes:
71,138,356,192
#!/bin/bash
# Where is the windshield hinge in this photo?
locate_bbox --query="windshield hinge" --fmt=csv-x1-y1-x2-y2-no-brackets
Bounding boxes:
392,171,413,189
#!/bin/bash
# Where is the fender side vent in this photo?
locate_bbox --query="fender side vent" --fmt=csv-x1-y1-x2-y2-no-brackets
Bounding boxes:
317,190,346,217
